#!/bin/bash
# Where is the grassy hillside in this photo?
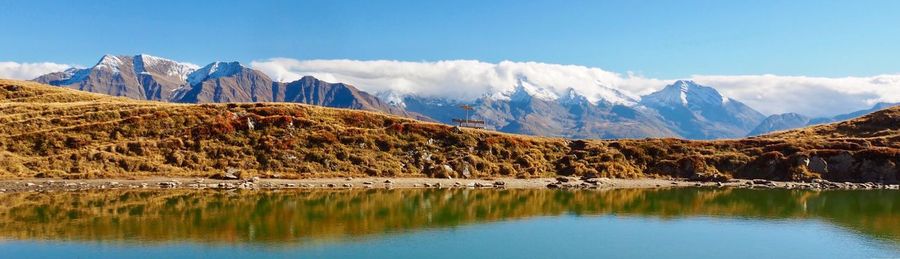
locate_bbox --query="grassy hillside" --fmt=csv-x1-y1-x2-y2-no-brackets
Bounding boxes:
1,79,897,182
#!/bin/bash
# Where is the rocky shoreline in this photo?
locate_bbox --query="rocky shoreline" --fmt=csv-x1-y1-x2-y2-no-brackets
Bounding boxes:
0,176,897,193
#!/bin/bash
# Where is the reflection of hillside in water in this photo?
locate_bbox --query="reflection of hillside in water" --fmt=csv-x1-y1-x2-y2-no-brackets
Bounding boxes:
0,188,897,244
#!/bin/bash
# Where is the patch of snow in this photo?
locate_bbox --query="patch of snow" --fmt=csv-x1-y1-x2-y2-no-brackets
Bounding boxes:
94,55,123,74
488,77,637,106
187,61,244,86
641,80,727,109
588,81,639,106
57,68,91,85
134,54,198,80
377,91,406,107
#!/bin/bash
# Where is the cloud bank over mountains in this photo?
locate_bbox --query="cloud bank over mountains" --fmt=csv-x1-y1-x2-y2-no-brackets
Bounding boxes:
250,58,667,105
251,58,900,117
3,57,897,117
0,62,73,81
691,74,900,117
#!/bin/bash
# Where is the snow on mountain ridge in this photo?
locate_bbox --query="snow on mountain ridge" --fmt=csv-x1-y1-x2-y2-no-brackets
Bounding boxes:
94,55,124,74
134,54,198,80
187,61,244,86
643,80,728,108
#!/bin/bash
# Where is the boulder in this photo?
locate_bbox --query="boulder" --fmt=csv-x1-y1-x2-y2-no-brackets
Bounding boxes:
580,173,598,180
827,152,856,175
859,159,897,183
211,168,240,180
808,156,828,174
460,164,472,179
427,164,456,179
690,172,731,182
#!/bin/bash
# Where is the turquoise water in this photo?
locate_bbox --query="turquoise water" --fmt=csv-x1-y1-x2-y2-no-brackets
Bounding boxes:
0,188,897,258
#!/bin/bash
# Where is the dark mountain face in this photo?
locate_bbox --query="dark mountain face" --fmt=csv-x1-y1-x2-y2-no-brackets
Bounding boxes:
32,55,425,120
170,62,276,103
277,76,429,120
171,65,425,119
639,80,766,139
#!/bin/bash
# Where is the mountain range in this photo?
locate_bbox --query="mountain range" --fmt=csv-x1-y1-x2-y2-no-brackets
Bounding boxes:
29,54,895,140
748,102,899,136
3,78,898,183
34,55,421,119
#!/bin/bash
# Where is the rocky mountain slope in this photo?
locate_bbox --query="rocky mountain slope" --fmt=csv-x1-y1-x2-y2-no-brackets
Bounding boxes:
33,55,420,119
33,54,197,101
1,79,896,183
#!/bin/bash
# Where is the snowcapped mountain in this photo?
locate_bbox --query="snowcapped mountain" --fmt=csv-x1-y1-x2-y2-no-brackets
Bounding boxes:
33,54,198,101
485,77,638,106
135,54,197,81
639,80,766,139
30,54,822,140
399,83,678,139
32,54,423,119
185,61,245,86
171,61,274,103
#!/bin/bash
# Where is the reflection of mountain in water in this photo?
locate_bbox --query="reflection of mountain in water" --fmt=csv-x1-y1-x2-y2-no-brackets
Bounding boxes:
0,188,897,245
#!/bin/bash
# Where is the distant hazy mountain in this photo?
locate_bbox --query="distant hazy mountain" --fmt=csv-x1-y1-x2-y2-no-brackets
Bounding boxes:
747,113,811,136
809,102,899,125
639,80,766,139
33,54,198,101
401,81,679,139
750,102,899,136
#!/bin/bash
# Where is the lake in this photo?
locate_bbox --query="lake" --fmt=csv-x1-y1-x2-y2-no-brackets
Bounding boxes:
0,188,898,258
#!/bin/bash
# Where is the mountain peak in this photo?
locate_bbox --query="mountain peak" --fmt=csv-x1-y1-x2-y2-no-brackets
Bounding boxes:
559,88,590,105
640,80,765,139
187,61,246,86
133,54,198,80
646,80,729,107
94,54,126,73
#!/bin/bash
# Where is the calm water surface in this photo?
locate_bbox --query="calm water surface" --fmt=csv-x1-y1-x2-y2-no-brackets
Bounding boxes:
0,188,898,258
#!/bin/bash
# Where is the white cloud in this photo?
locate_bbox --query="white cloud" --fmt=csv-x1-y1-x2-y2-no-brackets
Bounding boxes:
251,58,664,105
692,74,900,117
251,58,900,117
0,62,73,80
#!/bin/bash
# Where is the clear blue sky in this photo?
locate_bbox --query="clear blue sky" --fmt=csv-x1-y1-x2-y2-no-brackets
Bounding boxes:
2,0,899,78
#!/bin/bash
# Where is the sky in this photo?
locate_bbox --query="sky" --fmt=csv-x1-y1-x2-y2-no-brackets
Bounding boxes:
1,0,899,116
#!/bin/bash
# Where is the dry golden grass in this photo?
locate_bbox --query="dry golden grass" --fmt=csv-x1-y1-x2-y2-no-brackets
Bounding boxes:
1,79,897,182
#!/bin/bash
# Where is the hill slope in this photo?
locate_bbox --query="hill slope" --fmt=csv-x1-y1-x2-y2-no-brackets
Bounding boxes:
1,79,897,183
